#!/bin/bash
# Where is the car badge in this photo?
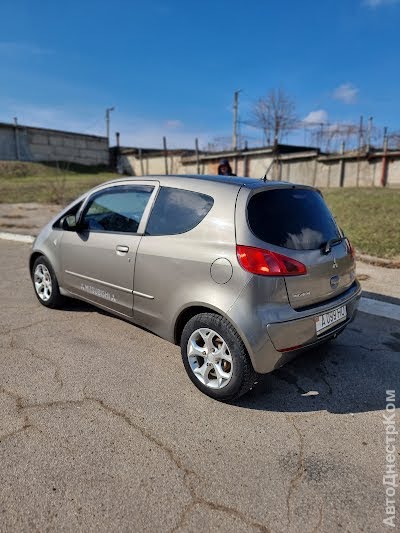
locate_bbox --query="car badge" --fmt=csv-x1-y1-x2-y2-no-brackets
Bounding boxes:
330,275,339,289
332,257,338,269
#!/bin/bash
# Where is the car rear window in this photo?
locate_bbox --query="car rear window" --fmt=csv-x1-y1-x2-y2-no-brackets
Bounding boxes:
247,188,340,250
146,187,214,236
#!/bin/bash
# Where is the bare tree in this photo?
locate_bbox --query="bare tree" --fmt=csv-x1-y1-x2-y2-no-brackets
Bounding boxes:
387,131,400,150
248,88,298,146
205,136,234,152
310,123,359,153
306,119,386,153
46,161,70,205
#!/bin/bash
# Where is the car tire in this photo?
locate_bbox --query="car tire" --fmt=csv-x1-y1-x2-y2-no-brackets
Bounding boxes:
180,313,259,401
31,256,64,309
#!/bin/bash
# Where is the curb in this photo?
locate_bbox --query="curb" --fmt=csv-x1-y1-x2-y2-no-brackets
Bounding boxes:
0,231,35,244
359,297,400,321
356,253,400,269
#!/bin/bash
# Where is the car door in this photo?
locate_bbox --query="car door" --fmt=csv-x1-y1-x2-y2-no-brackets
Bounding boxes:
60,182,158,317
132,186,216,336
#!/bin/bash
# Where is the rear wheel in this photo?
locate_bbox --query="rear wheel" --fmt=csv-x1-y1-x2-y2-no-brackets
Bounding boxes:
31,256,64,308
180,313,259,401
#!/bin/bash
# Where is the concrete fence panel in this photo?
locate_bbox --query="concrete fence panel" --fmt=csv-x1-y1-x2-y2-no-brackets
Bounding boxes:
0,122,109,166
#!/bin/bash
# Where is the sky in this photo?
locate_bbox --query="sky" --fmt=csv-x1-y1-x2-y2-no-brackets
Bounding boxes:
0,0,399,148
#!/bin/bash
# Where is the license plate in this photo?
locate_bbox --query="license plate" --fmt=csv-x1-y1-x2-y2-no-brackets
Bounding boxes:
315,305,347,335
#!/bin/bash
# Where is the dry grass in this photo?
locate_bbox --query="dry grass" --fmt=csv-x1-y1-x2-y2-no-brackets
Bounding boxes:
322,188,400,259
0,161,118,204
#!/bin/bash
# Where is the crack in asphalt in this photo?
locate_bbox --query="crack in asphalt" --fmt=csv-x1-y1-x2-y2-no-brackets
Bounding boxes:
0,386,24,410
0,387,33,442
1,312,95,393
0,388,270,532
359,345,391,353
0,318,56,336
285,415,306,528
8,334,64,389
171,495,270,533
0,313,92,337
317,363,333,395
275,362,335,397
0,420,32,443
310,501,324,533
334,342,390,353
274,369,306,395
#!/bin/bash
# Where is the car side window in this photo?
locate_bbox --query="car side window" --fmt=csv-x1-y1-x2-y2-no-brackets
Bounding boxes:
53,201,83,230
145,187,214,236
82,185,154,234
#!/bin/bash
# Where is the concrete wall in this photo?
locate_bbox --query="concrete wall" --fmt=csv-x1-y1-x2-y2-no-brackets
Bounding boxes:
390,159,400,184
0,123,109,166
121,154,400,187
120,147,400,187
208,153,399,188
120,153,206,176
2,120,399,186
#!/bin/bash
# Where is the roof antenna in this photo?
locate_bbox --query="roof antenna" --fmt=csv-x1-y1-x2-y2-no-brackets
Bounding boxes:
262,159,274,182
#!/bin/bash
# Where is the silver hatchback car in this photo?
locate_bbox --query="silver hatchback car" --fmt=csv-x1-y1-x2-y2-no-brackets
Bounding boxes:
30,174,361,400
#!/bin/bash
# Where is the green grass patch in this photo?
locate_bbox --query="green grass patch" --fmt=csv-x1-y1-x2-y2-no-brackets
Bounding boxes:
322,188,400,259
0,161,119,204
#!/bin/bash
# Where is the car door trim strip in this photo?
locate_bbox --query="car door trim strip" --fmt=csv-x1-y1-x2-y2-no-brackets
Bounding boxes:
64,270,132,294
132,290,154,300
65,270,154,299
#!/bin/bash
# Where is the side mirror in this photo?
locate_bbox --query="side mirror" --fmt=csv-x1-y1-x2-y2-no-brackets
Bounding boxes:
63,215,78,231
63,215,77,230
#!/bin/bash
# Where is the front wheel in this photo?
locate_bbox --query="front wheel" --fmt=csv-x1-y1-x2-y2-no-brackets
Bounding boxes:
31,256,64,309
180,313,259,401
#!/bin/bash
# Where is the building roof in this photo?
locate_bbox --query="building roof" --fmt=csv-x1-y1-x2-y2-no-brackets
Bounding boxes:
0,121,107,141
116,143,320,161
117,146,198,157
182,143,320,163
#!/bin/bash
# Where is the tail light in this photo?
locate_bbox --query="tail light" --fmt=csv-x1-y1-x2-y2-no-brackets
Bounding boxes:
346,238,356,259
236,245,307,276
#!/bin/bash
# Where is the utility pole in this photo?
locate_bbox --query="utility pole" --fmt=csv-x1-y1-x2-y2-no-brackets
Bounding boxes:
381,127,388,187
357,116,363,187
13,117,20,161
232,90,241,151
366,117,373,152
115,132,122,174
163,136,169,175
139,148,144,176
339,141,346,187
105,107,115,145
358,115,364,152
195,138,200,174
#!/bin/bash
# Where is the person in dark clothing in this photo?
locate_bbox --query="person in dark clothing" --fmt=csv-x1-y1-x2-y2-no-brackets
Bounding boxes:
217,158,236,176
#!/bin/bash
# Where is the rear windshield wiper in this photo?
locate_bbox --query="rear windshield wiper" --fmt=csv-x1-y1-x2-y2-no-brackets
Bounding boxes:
323,236,346,254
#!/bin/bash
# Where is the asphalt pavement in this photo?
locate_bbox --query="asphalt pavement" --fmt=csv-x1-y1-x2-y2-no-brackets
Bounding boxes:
0,240,399,532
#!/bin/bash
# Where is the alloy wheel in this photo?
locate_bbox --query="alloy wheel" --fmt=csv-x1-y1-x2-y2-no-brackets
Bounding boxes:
34,263,53,302
187,328,233,389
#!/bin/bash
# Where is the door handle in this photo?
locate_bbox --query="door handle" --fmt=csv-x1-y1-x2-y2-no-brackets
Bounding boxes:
116,245,129,254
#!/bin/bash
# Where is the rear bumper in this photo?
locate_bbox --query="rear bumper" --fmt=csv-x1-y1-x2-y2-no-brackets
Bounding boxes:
232,280,362,374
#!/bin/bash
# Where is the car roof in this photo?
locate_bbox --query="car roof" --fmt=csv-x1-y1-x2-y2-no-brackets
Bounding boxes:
101,174,300,190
